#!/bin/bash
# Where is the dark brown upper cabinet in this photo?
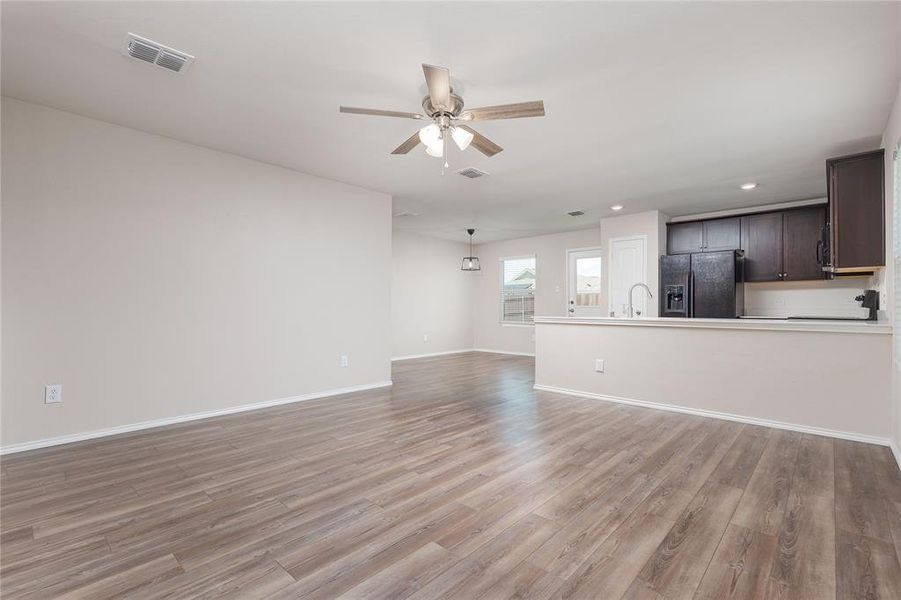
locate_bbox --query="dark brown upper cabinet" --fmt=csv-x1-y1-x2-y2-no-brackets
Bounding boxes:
702,217,741,252
827,149,885,272
667,217,740,254
739,206,828,282
667,221,703,254
782,206,827,281
741,212,783,281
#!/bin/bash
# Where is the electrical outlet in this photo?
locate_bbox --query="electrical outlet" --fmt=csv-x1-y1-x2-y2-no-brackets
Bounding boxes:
340,355,348,368
595,359,605,373
423,334,429,343
45,384,62,404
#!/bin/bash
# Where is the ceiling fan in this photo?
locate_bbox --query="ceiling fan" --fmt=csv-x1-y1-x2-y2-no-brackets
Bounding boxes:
339,64,545,164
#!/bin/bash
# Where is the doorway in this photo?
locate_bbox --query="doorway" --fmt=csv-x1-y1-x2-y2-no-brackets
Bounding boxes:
608,235,648,317
566,247,603,317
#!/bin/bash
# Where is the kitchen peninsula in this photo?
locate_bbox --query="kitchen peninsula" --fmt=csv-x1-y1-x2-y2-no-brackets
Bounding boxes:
533,316,892,444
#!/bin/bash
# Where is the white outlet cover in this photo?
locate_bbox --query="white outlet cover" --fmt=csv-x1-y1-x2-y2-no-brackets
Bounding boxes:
45,384,62,404
423,334,429,342
595,359,605,373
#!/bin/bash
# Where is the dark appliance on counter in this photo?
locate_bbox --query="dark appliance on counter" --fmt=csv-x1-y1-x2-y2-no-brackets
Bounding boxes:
660,250,745,318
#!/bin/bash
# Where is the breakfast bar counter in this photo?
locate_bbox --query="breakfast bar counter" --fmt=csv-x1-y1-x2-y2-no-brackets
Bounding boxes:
533,315,893,443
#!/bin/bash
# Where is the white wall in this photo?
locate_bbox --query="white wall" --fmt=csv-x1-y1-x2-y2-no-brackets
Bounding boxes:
745,279,876,319
536,321,893,442
391,230,474,359
599,210,668,317
472,228,601,355
882,81,901,453
1,98,393,449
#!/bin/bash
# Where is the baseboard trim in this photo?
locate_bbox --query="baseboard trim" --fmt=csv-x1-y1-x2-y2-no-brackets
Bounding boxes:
473,348,536,358
391,349,473,361
533,383,892,447
892,441,901,473
0,380,394,455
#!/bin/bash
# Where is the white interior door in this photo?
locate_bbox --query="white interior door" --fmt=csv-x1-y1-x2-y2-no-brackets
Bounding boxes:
566,248,603,317
608,236,648,318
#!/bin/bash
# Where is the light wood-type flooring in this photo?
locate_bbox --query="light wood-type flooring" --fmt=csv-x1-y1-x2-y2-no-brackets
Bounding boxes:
2,352,901,598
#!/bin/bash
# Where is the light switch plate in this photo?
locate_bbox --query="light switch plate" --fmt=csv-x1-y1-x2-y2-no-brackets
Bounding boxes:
45,384,62,404
340,355,348,368
595,359,605,373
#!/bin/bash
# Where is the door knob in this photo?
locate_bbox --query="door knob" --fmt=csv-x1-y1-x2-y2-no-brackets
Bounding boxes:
568,308,575,313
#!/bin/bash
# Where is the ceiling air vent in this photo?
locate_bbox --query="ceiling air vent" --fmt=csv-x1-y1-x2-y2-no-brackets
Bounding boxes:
124,33,194,74
567,210,585,217
457,167,488,179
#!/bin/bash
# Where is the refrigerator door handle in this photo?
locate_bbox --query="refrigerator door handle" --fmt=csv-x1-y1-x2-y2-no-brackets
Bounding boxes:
687,272,693,318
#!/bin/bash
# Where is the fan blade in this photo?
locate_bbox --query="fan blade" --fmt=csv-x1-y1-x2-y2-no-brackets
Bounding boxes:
457,125,503,157
391,132,421,155
340,106,425,120
422,64,451,112
458,100,545,121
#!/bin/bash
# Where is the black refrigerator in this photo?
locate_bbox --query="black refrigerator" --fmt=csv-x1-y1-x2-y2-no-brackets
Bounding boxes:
660,250,744,318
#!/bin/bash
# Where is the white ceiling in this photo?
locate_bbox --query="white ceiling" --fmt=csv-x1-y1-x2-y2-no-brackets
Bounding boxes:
2,2,899,242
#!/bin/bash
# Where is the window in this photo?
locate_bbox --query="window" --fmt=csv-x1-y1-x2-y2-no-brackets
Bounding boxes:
500,256,536,324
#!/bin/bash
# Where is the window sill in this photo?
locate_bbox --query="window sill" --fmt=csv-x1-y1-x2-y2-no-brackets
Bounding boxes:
500,322,534,328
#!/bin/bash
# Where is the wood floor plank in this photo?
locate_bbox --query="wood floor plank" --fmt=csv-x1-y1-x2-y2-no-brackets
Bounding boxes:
731,429,801,536
765,435,836,599
693,524,779,600
0,353,897,599
634,480,744,598
836,529,901,600
835,439,892,542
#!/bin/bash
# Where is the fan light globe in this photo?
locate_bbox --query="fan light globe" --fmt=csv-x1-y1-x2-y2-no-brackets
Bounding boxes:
451,127,474,151
418,124,441,147
425,143,443,158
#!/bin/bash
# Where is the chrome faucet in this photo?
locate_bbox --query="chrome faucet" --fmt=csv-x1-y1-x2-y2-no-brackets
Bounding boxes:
627,283,653,318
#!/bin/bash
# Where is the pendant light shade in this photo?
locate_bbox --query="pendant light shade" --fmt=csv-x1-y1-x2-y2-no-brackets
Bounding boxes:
461,228,481,271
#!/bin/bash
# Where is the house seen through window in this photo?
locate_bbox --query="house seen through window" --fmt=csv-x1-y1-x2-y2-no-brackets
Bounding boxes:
501,256,536,324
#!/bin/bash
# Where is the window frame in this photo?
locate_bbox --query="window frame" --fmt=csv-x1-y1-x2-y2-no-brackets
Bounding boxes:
499,254,537,326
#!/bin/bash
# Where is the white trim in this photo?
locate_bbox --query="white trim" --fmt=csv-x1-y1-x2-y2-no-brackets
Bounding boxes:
473,348,536,357
670,197,828,223
533,316,891,335
533,384,892,447
391,349,472,361
891,441,901,473
0,380,394,455
500,322,534,328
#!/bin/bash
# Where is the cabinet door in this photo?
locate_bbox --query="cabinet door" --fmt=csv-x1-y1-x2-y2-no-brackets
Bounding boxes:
703,217,741,252
667,222,703,254
741,212,783,281
828,150,885,269
782,206,826,281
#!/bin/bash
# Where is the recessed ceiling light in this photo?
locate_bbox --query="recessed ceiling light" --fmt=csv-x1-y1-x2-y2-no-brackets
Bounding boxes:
610,205,624,211
740,183,758,190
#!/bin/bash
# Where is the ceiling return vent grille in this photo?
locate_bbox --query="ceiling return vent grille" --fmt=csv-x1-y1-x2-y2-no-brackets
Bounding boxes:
124,33,194,74
457,167,488,179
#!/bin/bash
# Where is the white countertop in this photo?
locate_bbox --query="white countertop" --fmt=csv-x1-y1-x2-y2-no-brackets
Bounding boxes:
533,315,891,334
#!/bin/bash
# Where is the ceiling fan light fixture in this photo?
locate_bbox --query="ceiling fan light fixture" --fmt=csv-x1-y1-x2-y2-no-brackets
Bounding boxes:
451,126,474,151
418,123,441,147
425,143,443,158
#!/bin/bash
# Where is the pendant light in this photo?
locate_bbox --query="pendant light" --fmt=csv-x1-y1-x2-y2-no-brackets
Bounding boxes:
461,228,481,271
